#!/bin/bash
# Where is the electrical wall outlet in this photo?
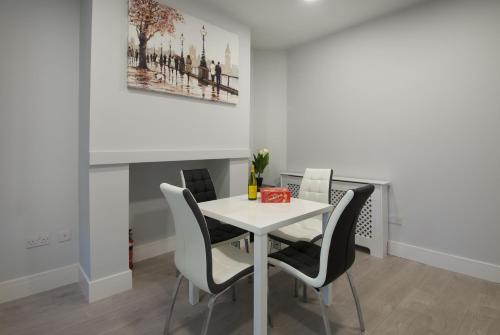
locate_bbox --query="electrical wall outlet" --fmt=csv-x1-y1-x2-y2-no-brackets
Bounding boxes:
26,234,50,249
389,216,403,225
58,229,71,243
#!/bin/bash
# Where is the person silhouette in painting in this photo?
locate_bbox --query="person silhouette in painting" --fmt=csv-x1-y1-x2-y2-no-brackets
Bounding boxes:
210,60,216,84
215,61,222,94
179,55,185,77
174,56,179,77
185,55,193,85
135,50,139,64
163,55,167,72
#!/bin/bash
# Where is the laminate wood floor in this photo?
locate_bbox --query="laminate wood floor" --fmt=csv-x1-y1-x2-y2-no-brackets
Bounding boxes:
1,250,499,335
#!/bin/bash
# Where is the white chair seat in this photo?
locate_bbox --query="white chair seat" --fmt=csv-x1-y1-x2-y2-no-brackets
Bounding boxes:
270,217,323,244
212,244,253,285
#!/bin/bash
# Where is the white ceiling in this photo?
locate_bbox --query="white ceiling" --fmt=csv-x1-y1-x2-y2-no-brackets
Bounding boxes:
203,0,431,49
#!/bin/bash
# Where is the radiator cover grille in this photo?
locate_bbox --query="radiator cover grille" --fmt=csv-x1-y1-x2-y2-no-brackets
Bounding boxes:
287,183,373,239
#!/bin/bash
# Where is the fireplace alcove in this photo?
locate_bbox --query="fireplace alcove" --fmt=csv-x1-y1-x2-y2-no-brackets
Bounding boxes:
130,159,234,263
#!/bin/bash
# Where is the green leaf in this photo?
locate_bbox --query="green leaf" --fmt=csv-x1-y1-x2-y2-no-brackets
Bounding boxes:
251,150,270,174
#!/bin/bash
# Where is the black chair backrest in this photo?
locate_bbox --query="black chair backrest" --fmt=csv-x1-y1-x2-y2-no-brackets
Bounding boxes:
324,184,374,285
181,169,217,203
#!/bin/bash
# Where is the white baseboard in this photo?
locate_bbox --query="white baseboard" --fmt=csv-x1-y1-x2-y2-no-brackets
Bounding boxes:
0,264,79,304
76,235,175,303
388,240,500,283
79,265,132,303
133,236,176,263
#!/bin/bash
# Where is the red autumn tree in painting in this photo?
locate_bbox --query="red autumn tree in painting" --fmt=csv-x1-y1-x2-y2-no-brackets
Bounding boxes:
129,0,183,69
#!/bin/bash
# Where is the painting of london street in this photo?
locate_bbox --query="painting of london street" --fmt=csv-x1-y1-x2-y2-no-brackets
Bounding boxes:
128,0,239,104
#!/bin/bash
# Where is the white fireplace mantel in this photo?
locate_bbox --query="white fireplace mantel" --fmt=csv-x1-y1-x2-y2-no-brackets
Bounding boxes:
80,150,250,303
90,148,250,166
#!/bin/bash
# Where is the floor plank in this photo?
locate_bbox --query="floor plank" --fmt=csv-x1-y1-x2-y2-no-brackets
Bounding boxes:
0,249,499,335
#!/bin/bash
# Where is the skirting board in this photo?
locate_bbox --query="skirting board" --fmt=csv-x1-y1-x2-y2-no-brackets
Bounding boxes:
133,236,176,263
1,235,170,305
0,264,79,304
78,266,132,303
388,240,500,283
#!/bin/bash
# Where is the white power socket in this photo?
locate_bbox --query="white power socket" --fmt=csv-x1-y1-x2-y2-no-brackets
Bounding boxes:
389,216,403,226
58,229,71,243
26,234,50,249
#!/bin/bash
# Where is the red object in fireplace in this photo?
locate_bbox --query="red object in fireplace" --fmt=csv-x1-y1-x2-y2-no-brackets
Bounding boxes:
260,187,291,203
129,229,134,270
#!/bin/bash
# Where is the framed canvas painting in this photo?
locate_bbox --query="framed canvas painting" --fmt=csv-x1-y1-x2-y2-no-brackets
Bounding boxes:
128,0,239,104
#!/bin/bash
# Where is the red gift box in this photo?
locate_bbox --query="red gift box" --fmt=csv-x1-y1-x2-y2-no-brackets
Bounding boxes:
260,187,291,203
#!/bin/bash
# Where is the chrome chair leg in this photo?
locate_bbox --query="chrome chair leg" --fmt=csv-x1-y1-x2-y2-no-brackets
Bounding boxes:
316,289,332,335
164,274,184,335
303,282,308,303
201,294,218,335
244,238,250,253
347,271,365,332
245,238,253,284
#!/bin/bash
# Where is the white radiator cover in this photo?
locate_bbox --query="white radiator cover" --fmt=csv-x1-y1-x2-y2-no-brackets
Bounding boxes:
280,172,390,258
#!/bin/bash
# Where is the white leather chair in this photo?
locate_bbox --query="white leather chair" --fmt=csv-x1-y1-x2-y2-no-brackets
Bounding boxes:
268,184,374,335
181,168,251,302
160,183,254,335
270,168,333,244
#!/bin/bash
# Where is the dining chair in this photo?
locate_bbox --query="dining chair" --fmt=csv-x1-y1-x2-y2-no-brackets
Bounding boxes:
268,184,374,335
270,168,333,244
181,168,250,249
181,168,251,301
160,183,254,335
270,168,333,300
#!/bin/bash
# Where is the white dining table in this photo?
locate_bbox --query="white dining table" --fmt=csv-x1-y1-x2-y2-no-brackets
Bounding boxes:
197,194,334,335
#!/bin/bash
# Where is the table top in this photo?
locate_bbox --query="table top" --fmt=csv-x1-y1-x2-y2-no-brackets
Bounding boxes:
198,194,333,235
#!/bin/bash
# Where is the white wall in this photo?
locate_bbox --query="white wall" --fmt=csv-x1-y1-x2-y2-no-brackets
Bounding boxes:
287,0,500,266
89,0,251,155
251,50,287,186
88,165,130,280
0,0,80,282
